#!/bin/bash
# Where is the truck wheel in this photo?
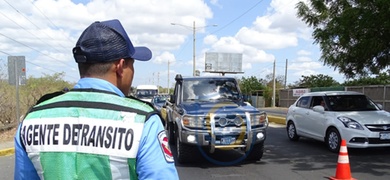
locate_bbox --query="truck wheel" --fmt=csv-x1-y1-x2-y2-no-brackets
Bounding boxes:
176,131,196,163
167,122,175,145
246,142,264,161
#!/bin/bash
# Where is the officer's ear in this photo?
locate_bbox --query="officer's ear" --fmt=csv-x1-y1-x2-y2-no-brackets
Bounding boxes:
114,59,126,77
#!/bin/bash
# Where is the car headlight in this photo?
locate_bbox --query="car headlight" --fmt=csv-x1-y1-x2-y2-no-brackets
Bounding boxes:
182,115,204,128
250,112,268,127
337,116,364,130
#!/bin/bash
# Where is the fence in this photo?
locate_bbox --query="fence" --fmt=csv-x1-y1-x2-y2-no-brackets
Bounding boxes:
278,85,390,112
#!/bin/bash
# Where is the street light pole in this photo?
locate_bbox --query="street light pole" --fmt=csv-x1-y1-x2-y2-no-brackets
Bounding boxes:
171,21,217,76
192,21,196,76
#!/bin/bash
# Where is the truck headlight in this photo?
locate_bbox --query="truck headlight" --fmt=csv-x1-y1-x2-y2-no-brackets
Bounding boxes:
182,115,204,128
250,112,268,126
337,116,364,130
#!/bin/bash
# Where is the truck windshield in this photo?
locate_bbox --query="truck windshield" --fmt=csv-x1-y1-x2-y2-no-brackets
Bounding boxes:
182,79,240,101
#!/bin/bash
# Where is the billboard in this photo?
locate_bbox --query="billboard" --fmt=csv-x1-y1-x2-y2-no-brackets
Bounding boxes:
204,52,243,74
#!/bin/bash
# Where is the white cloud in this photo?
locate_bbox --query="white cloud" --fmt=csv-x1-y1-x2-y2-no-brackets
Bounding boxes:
289,60,322,70
203,35,218,45
154,51,176,64
292,69,317,78
236,25,298,49
0,0,343,86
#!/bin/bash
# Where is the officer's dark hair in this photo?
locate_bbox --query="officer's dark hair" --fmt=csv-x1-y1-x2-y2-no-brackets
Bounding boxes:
78,61,114,77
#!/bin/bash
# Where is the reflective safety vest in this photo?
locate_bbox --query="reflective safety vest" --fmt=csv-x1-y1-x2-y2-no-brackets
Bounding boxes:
20,89,156,179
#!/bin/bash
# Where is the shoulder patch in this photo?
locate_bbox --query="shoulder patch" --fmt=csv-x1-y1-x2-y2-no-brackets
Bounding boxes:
158,130,174,163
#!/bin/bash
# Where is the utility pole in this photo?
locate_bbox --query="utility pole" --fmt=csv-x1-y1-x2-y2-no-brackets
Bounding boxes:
285,59,288,89
272,59,276,107
171,22,217,77
192,21,196,76
168,60,170,94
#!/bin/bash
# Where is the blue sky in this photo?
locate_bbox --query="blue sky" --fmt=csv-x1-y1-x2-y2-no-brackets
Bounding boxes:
0,0,345,89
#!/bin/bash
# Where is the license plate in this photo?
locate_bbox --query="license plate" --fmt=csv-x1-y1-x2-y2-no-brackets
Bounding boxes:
221,137,236,145
379,132,390,140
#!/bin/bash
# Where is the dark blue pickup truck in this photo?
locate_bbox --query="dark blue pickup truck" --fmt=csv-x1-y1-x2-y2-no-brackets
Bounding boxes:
164,74,268,163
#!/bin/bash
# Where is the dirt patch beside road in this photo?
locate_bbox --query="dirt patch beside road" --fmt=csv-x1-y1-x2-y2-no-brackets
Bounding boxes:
0,127,16,143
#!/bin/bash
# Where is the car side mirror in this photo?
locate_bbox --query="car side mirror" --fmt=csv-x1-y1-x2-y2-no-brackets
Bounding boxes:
313,105,325,113
377,103,383,110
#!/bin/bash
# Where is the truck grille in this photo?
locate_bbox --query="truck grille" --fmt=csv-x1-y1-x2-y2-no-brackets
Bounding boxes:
205,114,247,128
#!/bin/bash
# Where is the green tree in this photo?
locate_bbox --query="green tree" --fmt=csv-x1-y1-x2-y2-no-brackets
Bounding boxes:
343,72,390,86
293,74,340,88
296,0,390,78
238,76,265,95
20,72,73,109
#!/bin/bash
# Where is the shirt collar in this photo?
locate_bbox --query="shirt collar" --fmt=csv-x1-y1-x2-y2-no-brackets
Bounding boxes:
73,78,125,97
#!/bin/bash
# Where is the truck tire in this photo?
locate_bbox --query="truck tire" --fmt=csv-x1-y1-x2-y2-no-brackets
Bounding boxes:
167,122,175,145
246,142,264,161
175,130,197,163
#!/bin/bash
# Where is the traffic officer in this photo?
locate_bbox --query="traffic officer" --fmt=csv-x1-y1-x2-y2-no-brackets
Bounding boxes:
14,19,179,180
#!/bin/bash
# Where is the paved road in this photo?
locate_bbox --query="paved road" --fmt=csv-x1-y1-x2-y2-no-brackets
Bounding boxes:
4,123,390,180
0,155,13,179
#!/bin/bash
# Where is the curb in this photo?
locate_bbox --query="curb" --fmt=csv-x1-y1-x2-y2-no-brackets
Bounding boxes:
268,115,286,125
0,148,15,157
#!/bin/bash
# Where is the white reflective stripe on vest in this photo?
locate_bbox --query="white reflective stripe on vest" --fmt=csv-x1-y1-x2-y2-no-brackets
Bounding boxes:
21,114,142,158
110,156,131,179
29,152,44,180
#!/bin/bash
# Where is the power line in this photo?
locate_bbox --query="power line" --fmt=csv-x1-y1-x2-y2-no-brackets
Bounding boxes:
0,50,12,56
0,50,78,80
3,0,69,51
0,32,74,69
0,33,79,80
27,0,74,43
0,11,69,57
207,0,265,37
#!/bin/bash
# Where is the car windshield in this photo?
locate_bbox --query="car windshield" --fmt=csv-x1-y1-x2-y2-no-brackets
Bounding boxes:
326,95,379,111
182,79,240,102
136,89,158,99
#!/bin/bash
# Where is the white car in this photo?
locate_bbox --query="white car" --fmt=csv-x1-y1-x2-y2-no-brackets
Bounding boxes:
286,91,390,152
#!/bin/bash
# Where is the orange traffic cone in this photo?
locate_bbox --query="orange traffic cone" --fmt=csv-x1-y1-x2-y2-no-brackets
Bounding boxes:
329,139,356,180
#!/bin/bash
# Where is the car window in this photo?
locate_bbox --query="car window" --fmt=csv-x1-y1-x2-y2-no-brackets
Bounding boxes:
296,96,310,108
310,96,327,110
326,95,379,111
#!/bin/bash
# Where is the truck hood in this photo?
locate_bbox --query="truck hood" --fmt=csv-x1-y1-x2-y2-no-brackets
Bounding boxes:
335,110,390,124
180,101,259,115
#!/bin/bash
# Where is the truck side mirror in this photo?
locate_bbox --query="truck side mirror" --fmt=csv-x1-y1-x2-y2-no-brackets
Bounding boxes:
169,94,175,103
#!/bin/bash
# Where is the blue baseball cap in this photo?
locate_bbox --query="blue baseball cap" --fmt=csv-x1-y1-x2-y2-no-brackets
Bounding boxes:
73,19,152,63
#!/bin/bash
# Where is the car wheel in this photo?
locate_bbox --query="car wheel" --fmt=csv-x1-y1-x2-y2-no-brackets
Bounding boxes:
326,127,341,153
287,121,300,141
